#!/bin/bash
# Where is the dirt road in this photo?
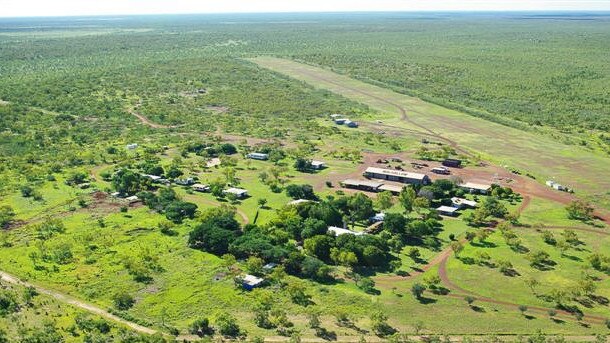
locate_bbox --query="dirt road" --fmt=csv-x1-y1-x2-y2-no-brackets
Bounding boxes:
0,270,159,335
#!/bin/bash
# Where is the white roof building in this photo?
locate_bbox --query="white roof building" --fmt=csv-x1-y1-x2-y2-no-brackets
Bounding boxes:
223,188,248,198
451,197,478,208
288,199,312,206
364,167,430,185
311,160,326,169
192,184,210,192
328,226,366,236
436,206,459,216
460,182,492,194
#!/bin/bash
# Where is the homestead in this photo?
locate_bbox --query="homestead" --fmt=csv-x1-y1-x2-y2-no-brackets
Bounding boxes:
460,182,492,194
546,180,568,192
246,152,269,160
378,184,404,194
223,188,249,198
364,167,430,185
288,199,313,206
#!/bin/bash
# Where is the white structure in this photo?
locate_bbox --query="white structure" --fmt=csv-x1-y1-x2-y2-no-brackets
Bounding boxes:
364,167,430,185
288,199,312,206
370,213,385,223
436,206,459,216
546,180,566,191
246,152,269,160
431,167,450,175
330,114,343,119
378,184,404,194
126,143,138,150
142,174,162,181
311,160,326,170
327,226,365,236
451,197,477,209
224,188,249,198
192,184,210,192
334,118,349,125
242,274,265,290
125,195,140,204
460,182,492,194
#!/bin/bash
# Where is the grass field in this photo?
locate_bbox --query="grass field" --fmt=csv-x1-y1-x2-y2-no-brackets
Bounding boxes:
250,57,610,210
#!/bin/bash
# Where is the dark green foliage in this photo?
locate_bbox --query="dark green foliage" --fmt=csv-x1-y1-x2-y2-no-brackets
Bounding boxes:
113,169,145,196
285,184,317,200
215,312,241,337
0,290,19,317
113,292,135,310
189,318,214,337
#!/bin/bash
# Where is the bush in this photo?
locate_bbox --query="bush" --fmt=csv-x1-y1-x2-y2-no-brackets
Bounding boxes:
189,318,214,337
113,292,135,310
215,311,241,337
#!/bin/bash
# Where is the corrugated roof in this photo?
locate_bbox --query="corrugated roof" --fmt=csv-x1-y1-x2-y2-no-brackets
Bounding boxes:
365,167,427,180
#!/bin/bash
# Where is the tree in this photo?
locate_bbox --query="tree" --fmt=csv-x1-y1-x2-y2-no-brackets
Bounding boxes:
304,235,334,262
294,158,313,172
257,198,268,208
407,247,421,261
370,311,395,337
566,200,594,221
285,184,317,200
450,241,464,257
113,292,135,310
0,206,15,229
375,191,394,211
525,277,540,295
246,256,265,276
357,277,376,294
112,169,143,195
465,296,476,307
398,187,416,214
215,311,241,337
411,283,426,300
383,213,406,235
347,193,375,224
190,318,214,337
165,201,198,223
518,305,528,316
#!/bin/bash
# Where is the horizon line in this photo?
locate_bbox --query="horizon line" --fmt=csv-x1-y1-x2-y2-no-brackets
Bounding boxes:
2,9,610,19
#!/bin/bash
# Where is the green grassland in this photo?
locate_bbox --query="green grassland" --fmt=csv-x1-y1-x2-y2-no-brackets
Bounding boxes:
0,13,609,341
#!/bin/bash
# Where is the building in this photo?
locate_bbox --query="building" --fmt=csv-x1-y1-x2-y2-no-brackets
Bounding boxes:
288,199,312,206
242,274,265,291
310,160,326,170
546,180,566,191
442,159,462,168
192,184,210,192
436,206,459,216
378,184,404,194
246,153,269,161
334,118,348,125
125,195,140,204
451,197,477,209
328,226,365,236
460,182,492,194
223,188,249,198
431,167,450,175
364,167,430,185
175,177,195,186
126,143,138,150
341,179,384,192
330,114,343,119
344,120,359,128
369,213,385,223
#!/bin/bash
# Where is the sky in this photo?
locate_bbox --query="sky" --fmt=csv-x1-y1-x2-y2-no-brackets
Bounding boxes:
1,0,609,18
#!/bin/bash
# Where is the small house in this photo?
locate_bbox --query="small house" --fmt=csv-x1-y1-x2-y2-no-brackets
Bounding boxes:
431,167,450,175
192,184,210,192
263,263,277,271
247,153,269,161
175,177,195,186
330,114,343,119
126,143,138,150
451,197,477,209
224,188,249,198
125,195,140,204
344,120,359,128
442,159,462,168
242,274,265,291
142,174,162,182
328,226,365,236
369,213,385,223
310,160,326,170
436,206,459,217
460,182,492,194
